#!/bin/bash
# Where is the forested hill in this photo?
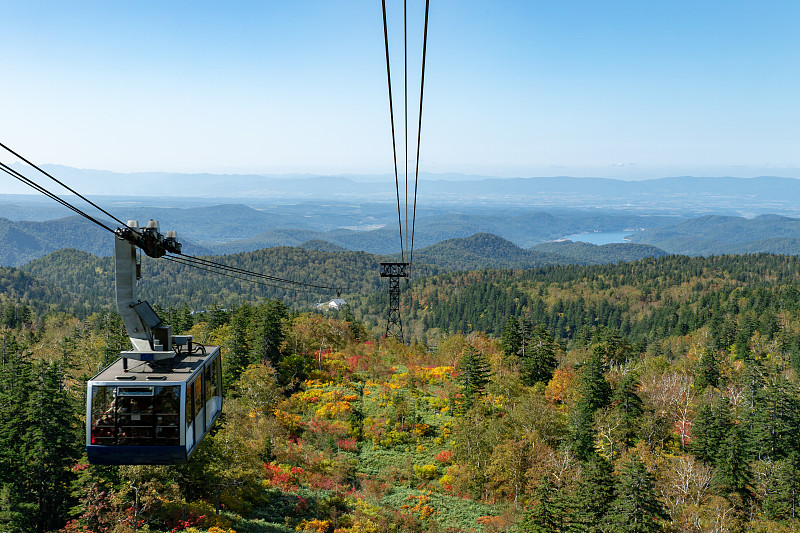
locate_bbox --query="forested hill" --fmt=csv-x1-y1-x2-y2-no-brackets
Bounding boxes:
628,213,800,255
351,253,800,345
0,216,110,267
16,236,669,314
401,233,576,270
0,265,80,322
19,246,443,313
0,215,215,267
530,239,669,264
385,233,670,271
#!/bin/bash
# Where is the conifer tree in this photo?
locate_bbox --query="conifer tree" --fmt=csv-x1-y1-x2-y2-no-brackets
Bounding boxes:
520,475,570,533
571,454,615,533
225,303,253,389
603,456,668,533
761,457,800,522
0,342,79,532
613,372,644,452
570,350,612,461
580,348,612,412
457,346,491,410
20,359,81,532
592,327,634,367
570,403,597,462
690,397,733,466
694,347,720,390
248,300,288,368
0,334,33,490
521,324,558,386
712,424,751,501
749,375,799,462
501,317,522,358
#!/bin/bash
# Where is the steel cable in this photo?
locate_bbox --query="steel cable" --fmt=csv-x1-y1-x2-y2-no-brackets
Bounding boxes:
382,0,405,261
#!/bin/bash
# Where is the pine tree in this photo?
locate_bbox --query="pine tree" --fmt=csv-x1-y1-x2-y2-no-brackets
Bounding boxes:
603,456,668,533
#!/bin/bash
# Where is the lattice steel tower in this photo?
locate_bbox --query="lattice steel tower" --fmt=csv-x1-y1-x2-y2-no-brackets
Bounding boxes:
380,262,408,342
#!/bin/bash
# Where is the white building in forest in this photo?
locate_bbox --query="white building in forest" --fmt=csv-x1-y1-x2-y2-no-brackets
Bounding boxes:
315,298,347,311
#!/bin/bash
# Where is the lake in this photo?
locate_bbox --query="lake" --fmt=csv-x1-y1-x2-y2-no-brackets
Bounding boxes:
562,230,633,245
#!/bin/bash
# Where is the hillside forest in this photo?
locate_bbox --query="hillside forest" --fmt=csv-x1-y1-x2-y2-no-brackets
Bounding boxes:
5,254,800,532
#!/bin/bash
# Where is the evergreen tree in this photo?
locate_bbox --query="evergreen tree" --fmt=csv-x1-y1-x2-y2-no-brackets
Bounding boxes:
613,372,644,452
690,397,733,466
520,475,570,533
603,456,668,533
457,346,491,410
0,335,33,490
579,349,612,412
712,424,751,501
748,375,799,462
520,325,558,386
0,335,33,533
501,317,522,358
248,300,288,368
0,341,79,532
570,401,597,462
571,454,615,533
762,457,800,522
225,303,253,390
592,327,634,367
570,350,612,461
19,359,81,532
207,302,229,329
694,348,720,390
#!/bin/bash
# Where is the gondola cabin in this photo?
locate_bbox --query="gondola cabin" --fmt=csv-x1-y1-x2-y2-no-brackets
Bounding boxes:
86,219,223,465
86,342,222,465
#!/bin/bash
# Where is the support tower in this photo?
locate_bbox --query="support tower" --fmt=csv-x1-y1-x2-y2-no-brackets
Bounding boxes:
380,262,408,342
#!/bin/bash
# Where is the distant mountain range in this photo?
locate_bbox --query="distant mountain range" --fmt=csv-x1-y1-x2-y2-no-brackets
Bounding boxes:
7,165,800,215
0,207,676,265
9,208,800,268
6,169,800,268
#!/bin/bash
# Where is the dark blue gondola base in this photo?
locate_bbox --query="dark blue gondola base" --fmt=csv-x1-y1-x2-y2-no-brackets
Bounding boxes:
87,445,188,465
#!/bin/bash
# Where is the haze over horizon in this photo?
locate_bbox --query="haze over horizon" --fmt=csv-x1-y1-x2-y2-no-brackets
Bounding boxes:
2,1,799,183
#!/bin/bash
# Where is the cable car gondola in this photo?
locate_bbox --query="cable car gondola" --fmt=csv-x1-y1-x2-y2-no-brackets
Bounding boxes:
86,221,223,465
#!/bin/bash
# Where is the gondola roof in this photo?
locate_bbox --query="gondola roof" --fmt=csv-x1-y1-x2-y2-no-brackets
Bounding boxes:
90,346,219,383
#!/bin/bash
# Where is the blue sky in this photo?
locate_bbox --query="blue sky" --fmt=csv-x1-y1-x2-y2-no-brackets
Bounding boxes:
2,1,799,179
